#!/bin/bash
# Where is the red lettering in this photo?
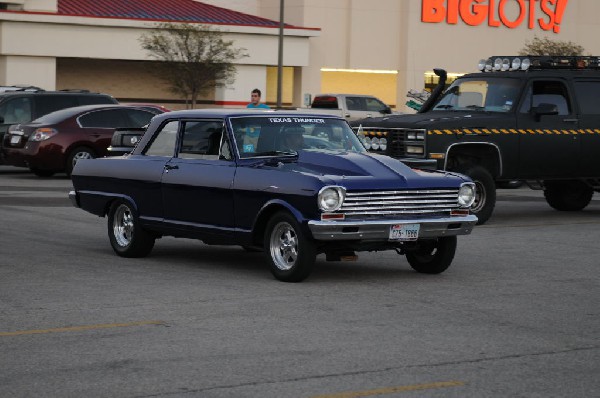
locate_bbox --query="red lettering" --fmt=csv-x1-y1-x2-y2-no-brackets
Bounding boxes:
460,0,488,26
422,0,446,23
488,0,501,27
539,0,556,31
418,0,566,33
499,0,526,29
553,0,568,33
447,0,460,24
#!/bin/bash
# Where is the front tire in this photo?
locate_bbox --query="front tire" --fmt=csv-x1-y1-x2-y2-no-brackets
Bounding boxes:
406,236,457,274
544,180,593,211
66,146,95,176
108,201,155,257
455,165,496,225
264,211,316,282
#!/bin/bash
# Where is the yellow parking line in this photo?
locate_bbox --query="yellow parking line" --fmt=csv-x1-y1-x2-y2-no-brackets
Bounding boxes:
0,320,165,337
309,380,465,398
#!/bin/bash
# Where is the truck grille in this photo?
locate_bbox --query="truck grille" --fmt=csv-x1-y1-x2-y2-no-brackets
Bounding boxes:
354,127,426,158
341,189,460,219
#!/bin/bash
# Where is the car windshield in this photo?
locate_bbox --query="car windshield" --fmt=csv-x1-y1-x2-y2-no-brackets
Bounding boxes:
433,77,522,113
230,116,366,159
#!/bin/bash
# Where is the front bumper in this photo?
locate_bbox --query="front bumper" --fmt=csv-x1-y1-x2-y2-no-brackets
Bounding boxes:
308,214,477,241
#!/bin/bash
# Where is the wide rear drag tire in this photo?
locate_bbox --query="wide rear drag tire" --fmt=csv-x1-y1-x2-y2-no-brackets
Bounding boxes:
108,201,155,258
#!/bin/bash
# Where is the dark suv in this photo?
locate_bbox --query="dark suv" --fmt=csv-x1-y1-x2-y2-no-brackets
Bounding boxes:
0,88,117,162
352,55,600,224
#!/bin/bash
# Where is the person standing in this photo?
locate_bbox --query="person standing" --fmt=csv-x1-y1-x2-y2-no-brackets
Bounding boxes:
246,88,270,109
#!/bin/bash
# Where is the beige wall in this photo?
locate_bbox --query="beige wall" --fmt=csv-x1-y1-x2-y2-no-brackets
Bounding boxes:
4,0,600,110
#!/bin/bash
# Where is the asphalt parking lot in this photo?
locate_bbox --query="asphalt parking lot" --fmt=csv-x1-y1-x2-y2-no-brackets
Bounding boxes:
1,166,599,398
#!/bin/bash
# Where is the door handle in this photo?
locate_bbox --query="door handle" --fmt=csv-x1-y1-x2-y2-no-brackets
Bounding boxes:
563,118,578,123
164,164,179,171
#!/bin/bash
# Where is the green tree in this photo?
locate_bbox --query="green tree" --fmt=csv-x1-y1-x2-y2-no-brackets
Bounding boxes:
140,23,247,108
519,36,585,56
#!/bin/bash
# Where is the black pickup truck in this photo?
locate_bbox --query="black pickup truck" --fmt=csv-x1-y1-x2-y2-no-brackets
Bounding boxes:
352,55,600,224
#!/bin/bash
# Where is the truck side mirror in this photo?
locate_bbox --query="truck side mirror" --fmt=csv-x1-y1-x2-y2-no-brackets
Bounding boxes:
532,103,558,121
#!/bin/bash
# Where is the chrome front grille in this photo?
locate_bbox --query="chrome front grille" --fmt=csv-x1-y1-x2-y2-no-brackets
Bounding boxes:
341,189,460,219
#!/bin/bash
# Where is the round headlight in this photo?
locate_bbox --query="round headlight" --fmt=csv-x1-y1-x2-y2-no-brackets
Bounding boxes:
379,137,387,151
458,183,476,207
477,59,487,71
318,186,346,212
363,136,372,149
485,59,493,72
512,58,521,70
501,58,510,71
521,58,531,70
371,137,380,150
493,58,502,71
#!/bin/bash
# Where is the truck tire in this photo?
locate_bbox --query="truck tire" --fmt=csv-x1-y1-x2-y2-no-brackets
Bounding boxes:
455,165,496,225
543,180,593,211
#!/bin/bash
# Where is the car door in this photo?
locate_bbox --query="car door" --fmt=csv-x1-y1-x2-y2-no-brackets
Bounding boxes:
516,78,580,178
160,119,236,237
572,78,600,175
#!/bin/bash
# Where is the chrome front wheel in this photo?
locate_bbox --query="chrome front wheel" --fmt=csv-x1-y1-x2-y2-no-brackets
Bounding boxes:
264,211,316,282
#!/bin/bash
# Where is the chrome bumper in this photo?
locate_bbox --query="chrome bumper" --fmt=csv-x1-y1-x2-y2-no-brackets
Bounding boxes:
308,215,477,241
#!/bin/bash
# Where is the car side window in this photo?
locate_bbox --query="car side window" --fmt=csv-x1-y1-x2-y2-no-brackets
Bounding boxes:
79,109,127,128
365,97,388,112
0,97,32,124
178,121,229,160
34,95,79,116
573,80,600,115
346,97,364,111
124,109,156,127
145,121,179,157
519,80,572,115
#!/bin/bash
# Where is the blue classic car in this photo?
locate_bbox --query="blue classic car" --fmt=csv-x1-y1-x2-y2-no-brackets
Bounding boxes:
69,109,477,282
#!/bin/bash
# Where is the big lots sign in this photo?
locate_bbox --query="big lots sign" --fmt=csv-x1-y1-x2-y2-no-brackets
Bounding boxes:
422,0,568,33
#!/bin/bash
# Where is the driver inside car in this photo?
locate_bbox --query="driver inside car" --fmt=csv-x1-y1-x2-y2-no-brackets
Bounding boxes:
281,126,305,151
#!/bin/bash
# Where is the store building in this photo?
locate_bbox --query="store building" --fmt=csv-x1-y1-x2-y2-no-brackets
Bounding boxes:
1,0,599,111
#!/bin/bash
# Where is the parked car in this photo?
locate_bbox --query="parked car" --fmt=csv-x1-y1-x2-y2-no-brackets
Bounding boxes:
2,104,163,176
69,110,477,282
297,94,398,121
0,88,118,163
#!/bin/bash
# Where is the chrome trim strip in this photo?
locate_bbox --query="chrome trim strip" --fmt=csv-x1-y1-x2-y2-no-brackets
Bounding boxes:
308,215,478,241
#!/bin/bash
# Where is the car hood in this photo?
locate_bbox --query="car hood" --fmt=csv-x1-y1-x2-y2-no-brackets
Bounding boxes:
352,111,507,129
260,150,469,190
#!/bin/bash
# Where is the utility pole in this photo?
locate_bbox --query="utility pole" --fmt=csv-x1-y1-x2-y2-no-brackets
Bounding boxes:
277,0,284,109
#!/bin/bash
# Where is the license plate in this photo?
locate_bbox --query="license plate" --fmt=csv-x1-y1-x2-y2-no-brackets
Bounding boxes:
10,135,21,145
389,223,420,241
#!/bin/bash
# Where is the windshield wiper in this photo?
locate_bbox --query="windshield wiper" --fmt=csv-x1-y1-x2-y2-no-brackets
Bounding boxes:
464,105,485,110
255,150,298,157
434,104,454,109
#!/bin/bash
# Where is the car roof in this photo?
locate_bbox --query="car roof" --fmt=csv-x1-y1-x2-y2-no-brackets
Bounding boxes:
151,108,344,121
31,104,160,124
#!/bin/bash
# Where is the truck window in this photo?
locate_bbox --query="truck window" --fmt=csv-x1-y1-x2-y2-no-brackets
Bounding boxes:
433,77,520,112
519,81,571,115
573,81,600,115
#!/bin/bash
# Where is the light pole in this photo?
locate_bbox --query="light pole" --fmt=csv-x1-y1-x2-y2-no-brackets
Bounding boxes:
277,0,284,109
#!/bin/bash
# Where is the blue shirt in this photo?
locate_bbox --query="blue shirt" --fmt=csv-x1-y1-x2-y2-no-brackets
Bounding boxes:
246,103,270,109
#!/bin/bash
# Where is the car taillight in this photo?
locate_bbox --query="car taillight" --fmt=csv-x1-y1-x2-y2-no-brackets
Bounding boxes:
29,128,58,141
